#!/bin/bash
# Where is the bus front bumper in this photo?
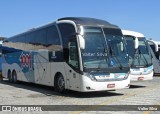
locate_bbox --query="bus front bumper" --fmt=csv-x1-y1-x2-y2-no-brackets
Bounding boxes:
130,71,153,81
80,75,130,92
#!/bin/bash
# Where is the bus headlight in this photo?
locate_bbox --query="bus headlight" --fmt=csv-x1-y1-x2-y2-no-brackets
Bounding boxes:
147,69,153,74
124,72,130,79
85,73,97,81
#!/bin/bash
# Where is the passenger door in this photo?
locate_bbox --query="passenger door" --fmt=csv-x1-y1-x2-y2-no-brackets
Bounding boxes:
66,37,81,91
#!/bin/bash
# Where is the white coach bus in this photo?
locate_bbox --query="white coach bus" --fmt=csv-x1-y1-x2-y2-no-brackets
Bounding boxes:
2,17,130,93
147,40,160,75
122,30,153,81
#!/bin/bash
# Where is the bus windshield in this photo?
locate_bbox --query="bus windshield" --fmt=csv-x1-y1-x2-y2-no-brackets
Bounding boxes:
125,36,135,63
133,37,152,67
81,27,129,71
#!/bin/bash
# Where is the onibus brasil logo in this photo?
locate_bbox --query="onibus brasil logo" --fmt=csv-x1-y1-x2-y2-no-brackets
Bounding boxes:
19,52,32,69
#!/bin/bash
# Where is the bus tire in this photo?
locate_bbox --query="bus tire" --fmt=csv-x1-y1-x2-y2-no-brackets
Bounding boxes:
8,70,13,82
12,70,18,83
55,74,67,93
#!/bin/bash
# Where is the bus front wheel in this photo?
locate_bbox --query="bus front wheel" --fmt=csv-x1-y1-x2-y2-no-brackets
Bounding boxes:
55,74,66,93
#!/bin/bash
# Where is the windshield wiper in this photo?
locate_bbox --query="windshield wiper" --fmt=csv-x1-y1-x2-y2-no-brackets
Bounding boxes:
138,48,149,67
109,46,123,70
132,49,140,67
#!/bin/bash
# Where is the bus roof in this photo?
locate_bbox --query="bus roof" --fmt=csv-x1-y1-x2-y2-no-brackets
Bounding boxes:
8,17,120,39
148,39,160,45
122,30,144,37
58,17,119,28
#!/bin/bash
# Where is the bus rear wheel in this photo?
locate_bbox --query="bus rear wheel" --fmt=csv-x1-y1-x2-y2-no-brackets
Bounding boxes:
12,71,17,83
55,74,66,93
8,70,13,82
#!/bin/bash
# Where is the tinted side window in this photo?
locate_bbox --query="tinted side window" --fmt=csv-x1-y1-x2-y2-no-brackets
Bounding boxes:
25,32,35,50
8,35,26,51
10,35,26,43
35,29,47,46
25,29,47,50
26,32,35,44
26,29,47,45
20,35,26,43
58,23,76,47
46,25,60,46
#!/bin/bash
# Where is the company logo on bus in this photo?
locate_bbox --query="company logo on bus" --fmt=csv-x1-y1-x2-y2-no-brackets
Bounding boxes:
19,53,32,69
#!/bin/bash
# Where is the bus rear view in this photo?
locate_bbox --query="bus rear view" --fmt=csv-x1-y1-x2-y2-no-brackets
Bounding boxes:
122,30,153,81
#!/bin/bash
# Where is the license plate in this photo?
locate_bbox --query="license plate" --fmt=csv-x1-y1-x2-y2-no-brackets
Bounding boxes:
138,77,144,80
133,68,140,71
107,84,115,88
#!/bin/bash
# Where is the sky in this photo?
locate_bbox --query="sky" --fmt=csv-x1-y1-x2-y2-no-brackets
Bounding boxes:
0,0,159,41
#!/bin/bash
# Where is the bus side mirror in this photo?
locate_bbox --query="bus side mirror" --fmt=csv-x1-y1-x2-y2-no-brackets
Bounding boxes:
78,35,85,49
147,40,159,52
134,37,139,49
154,43,159,52
120,42,124,52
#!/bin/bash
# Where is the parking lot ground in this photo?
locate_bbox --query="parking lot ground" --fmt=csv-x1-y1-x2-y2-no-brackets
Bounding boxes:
0,76,159,114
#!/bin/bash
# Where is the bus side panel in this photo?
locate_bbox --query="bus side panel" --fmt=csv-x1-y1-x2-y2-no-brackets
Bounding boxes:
152,55,160,74
2,63,9,78
33,50,51,86
33,50,68,87
50,62,67,87
2,51,35,82
150,47,160,74
63,63,81,91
